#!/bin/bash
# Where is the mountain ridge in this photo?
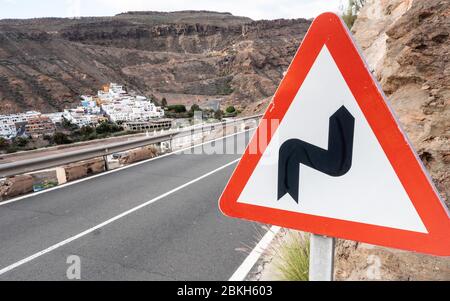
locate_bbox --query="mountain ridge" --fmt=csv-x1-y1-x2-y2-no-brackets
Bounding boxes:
0,11,310,114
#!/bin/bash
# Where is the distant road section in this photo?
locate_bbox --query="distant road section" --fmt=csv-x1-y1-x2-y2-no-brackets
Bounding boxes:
0,130,265,280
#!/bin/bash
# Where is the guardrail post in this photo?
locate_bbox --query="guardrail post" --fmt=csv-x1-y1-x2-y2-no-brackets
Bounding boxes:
169,134,173,152
222,122,226,138
202,123,205,144
103,155,109,171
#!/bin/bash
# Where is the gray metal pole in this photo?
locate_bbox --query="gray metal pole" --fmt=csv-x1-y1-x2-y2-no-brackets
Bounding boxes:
309,234,335,281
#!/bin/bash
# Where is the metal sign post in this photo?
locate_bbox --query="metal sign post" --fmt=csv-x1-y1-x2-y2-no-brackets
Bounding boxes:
309,234,335,281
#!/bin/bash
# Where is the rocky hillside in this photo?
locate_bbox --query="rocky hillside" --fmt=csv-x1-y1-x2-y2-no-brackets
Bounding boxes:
254,1,449,281
0,11,311,113
353,0,449,206
335,0,449,281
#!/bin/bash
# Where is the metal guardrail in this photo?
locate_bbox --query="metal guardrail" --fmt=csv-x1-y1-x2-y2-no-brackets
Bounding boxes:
0,115,263,178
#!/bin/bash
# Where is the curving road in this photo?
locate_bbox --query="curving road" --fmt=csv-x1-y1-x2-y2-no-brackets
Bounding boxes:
0,130,264,280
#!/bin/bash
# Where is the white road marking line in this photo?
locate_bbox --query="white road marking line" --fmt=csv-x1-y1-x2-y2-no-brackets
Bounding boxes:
0,128,254,207
0,158,241,276
229,226,281,281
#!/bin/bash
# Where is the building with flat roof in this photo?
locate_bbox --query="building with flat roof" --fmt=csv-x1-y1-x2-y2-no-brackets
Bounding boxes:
63,108,105,128
43,112,64,125
25,116,56,138
101,96,164,123
0,111,42,139
0,123,17,140
122,119,173,132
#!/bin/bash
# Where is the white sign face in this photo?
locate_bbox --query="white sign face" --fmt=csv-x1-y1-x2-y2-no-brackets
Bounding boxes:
237,46,427,233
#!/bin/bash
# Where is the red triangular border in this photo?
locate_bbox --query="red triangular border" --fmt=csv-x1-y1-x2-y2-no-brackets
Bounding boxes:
219,12,450,256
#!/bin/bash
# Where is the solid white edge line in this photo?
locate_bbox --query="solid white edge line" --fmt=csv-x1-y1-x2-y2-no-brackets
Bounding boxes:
0,128,254,207
0,158,241,276
229,226,281,281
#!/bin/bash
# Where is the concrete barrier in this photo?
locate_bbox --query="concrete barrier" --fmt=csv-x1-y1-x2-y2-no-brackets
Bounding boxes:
0,175,34,199
64,158,106,182
118,146,158,165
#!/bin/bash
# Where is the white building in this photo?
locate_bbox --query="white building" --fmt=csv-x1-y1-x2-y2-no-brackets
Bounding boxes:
63,108,103,128
98,83,164,123
0,111,40,125
43,112,64,124
102,97,164,122
0,111,41,139
98,83,127,102
0,123,17,140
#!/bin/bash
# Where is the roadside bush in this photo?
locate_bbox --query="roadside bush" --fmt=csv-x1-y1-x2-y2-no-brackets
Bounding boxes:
62,117,79,131
271,231,310,281
167,104,187,113
80,125,94,136
0,137,8,150
161,97,168,107
214,109,224,120
86,132,98,141
53,132,72,145
226,106,236,114
6,145,18,153
95,122,123,135
15,136,30,147
43,134,53,142
190,104,201,112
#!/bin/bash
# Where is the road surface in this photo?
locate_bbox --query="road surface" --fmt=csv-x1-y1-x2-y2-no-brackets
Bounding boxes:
0,130,265,280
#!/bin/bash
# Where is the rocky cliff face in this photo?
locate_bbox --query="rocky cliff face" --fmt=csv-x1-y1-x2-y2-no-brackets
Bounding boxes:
335,0,449,281
353,0,449,206
0,11,310,113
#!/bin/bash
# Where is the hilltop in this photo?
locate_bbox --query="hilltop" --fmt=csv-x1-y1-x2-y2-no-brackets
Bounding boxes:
0,11,311,113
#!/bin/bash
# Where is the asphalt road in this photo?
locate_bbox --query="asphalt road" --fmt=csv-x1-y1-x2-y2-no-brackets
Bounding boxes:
0,130,265,280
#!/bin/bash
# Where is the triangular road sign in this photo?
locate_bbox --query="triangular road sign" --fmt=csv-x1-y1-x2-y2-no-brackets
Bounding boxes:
219,12,450,256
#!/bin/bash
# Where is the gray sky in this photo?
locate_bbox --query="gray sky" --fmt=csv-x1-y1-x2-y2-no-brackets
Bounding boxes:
0,0,344,20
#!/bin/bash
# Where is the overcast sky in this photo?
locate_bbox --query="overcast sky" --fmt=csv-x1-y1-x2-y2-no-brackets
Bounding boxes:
0,0,344,20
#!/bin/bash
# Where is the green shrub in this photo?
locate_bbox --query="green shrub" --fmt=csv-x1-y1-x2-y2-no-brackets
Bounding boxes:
80,125,94,136
341,0,366,29
6,146,18,153
96,122,122,135
53,132,72,145
271,231,310,281
214,109,224,121
190,104,201,112
15,136,30,147
167,104,187,113
43,135,53,142
226,106,236,114
62,117,78,130
0,137,8,150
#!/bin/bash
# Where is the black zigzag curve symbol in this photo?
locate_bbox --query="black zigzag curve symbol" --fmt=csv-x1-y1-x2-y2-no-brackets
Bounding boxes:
277,106,355,203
